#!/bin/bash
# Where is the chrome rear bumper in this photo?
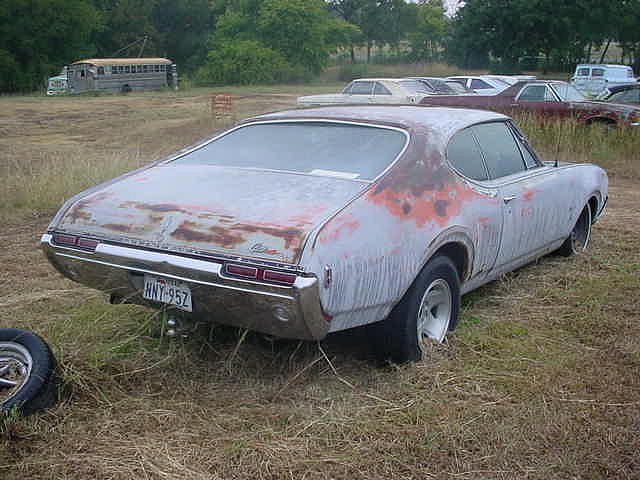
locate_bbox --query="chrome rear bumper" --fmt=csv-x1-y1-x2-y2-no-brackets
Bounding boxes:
41,234,329,340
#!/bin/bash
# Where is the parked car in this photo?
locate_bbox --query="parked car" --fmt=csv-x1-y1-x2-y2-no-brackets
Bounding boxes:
446,76,511,95
41,106,608,363
597,84,640,105
571,64,637,97
297,79,427,107
420,80,640,127
604,85,640,106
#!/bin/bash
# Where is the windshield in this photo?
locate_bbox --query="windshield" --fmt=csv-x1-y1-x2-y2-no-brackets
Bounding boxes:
551,83,586,101
172,122,407,181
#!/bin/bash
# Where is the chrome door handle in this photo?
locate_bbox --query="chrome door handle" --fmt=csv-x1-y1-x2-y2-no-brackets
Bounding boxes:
503,195,517,204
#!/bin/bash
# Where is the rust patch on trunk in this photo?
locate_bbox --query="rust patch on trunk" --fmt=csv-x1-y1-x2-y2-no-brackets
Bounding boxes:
102,223,135,233
65,192,112,223
171,220,246,247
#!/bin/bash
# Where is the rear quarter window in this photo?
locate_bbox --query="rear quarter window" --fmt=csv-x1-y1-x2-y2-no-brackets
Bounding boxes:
446,128,488,181
473,123,526,179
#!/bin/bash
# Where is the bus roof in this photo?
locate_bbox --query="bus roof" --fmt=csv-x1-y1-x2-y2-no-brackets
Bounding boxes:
71,58,172,66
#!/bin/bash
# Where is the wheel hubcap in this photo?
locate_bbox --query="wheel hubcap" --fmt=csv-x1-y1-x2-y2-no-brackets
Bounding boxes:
417,279,452,349
571,207,591,252
0,342,33,404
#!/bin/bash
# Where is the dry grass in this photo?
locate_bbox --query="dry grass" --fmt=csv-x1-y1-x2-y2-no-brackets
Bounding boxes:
0,88,639,479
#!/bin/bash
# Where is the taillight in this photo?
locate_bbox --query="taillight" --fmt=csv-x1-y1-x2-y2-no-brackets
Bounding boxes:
224,263,296,286
225,264,258,279
52,233,77,247
263,270,296,285
52,233,99,252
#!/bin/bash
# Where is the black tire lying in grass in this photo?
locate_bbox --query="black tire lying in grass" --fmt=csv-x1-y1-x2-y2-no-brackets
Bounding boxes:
370,255,461,363
0,328,58,416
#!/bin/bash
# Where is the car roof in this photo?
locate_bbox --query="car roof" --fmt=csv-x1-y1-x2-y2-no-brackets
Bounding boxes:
247,105,508,140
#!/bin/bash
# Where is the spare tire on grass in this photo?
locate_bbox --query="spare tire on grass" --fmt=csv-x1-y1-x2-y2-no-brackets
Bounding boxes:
0,328,58,416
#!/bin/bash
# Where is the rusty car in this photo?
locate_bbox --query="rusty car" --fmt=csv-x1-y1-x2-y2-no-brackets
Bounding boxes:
41,106,608,362
420,80,640,127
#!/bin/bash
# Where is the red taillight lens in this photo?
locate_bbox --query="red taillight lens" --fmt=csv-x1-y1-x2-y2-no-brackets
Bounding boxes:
52,233,77,246
263,270,296,285
52,233,98,252
226,264,258,279
77,238,99,250
224,263,296,285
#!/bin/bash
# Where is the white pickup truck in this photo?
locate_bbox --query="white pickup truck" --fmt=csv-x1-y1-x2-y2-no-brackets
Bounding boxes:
571,64,638,98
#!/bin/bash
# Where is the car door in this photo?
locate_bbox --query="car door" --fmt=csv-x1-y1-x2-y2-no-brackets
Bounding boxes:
514,84,571,118
472,121,573,274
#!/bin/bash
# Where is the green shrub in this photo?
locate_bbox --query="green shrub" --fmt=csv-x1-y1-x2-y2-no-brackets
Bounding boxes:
195,40,292,85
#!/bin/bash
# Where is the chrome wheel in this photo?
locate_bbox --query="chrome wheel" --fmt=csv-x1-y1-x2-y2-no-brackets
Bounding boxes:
417,278,452,348
0,342,33,405
570,204,591,253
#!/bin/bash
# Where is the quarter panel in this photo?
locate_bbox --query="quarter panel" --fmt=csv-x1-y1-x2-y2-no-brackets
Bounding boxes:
301,126,501,332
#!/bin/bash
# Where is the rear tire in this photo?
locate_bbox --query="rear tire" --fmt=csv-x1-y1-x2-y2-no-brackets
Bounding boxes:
370,256,460,363
0,329,58,416
557,203,592,257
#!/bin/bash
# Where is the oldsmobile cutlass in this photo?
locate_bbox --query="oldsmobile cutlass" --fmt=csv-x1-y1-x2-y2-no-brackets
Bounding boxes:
41,106,608,362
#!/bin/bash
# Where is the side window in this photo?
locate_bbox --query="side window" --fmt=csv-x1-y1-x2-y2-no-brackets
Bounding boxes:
124,65,130,73
577,68,590,76
473,122,526,178
518,85,549,101
446,128,488,181
373,82,391,95
342,82,355,94
470,79,492,89
592,68,605,77
349,81,374,95
97,66,104,75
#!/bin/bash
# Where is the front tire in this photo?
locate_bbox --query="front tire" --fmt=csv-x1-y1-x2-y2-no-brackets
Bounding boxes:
557,203,592,257
371,256,461,363
0,329,58,416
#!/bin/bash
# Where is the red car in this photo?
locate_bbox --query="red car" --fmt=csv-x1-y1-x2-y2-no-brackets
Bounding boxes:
420,80,640,127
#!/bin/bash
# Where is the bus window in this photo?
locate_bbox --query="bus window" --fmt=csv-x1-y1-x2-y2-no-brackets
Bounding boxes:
97,66,105,75
124,65,130,73
154,65,160,72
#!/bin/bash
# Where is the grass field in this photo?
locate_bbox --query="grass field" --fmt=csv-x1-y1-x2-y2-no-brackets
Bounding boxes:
0,84,639,479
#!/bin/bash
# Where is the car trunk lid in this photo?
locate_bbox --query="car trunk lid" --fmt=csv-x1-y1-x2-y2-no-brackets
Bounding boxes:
55,165,366,264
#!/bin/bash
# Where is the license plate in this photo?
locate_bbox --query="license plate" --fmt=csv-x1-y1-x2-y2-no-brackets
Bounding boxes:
142,275,192,312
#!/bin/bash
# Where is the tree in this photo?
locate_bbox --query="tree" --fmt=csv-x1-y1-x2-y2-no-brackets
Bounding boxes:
0,0,102,92
256,0,333,74
407,0,448,61
198,0,351,83
152,0,213,72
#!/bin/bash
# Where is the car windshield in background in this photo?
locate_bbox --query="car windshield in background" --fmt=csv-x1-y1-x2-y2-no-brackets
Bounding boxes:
172,122,407,181
552,83,586,101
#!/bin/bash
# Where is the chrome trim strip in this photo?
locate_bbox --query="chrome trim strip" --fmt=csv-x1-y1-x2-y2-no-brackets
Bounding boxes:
53,251,297,300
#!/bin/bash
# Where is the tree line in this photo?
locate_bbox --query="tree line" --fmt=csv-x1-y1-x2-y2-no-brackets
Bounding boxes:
0,0,638,93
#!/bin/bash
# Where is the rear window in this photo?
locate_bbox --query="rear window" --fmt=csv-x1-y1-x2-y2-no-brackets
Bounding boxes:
172,122,407,181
